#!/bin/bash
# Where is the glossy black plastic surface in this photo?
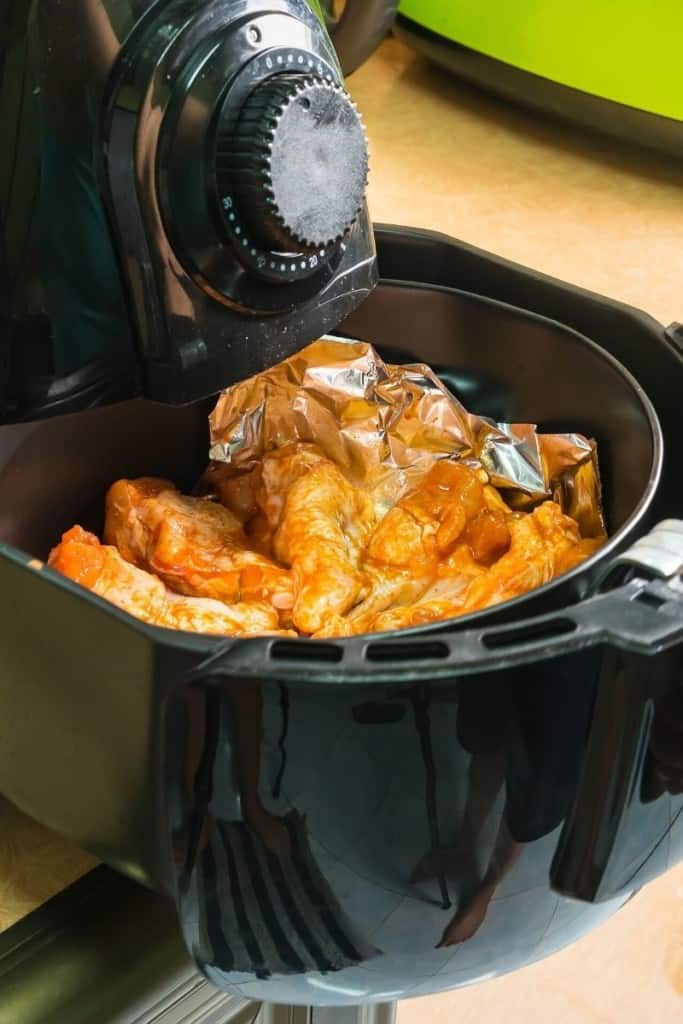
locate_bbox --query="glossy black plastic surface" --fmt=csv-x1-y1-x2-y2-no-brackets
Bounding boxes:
1,237,681,1003
0,0,377,421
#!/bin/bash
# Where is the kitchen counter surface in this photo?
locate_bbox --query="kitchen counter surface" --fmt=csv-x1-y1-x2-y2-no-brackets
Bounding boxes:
355,38,683,327
2,31,682,1019
0,797,96,934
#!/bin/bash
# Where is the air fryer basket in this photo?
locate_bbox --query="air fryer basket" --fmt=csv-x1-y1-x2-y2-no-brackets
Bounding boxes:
0,228,682,1007
0,282,662,596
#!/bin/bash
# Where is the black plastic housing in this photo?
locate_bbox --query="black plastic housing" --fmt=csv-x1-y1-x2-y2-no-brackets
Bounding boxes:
0,0,377,422
0,228,681,1006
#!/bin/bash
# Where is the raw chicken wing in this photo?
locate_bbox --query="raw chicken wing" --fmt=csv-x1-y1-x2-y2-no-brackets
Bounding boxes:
49,526,281,635
363,501,593,633
105,478,294,614
367,460,487,573
49,524,167,624
266,452,376,634
368,596,465,633
164,593,282,635
465,509,511,565
460,500,583,613
255,444,328,533
313,567,431,638
330,461,490,634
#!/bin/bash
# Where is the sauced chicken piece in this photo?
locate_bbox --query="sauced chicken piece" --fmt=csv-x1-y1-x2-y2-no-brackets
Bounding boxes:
255,444,328,532
270,457,377,634
439,538,491,580
313,567,432,638
482,484,512,516
351,565,432,626
368,597,464,633
163,594,287,635
49,526,282,635
199,464,273,556
49,524,168,623
367,461,487,573
554,535,605,575
460,500,583,613
329,572,476,636
104,478,294,613
359,549,486,635
212,466,260,524
317,464,495,637
464,509,511,565
326,461,488,634
364,502,592,633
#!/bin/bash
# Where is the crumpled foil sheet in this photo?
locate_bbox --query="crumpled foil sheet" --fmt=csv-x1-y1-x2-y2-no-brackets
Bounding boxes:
207,338,605,536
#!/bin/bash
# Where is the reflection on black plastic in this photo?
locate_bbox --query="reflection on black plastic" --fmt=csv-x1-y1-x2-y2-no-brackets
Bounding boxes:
163,645,683,1006
1,0,377,420
1,0,136,420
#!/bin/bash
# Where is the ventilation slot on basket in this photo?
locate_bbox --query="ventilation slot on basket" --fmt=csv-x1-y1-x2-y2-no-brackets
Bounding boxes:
270,640,343,663
366,640,450,663
482,617,576,650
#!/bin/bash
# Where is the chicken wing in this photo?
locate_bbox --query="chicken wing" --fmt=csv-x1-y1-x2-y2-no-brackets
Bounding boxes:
49,524,167,623
164,593,283,635
362,501,594,632
325,461,489,634
554,536,605,575
367,596,464,633
207,465,260,524
265,453,377,634
356,544,488,635
464,509,511,565
367,460,487,573
255,443,328,533
104,478,294,615
313,567,432,638
460,500,583,613
49,526,282,635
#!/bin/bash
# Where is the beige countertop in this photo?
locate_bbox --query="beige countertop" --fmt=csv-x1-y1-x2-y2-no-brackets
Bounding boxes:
399,866,683,1024
353,38,683,328
1,31,682,1019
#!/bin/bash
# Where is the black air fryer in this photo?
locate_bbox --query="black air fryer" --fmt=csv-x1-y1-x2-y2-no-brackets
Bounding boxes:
1,2,683,1022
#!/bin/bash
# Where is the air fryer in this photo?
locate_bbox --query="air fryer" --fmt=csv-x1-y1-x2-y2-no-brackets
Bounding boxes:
1,226,683,1008
1,0,682,1017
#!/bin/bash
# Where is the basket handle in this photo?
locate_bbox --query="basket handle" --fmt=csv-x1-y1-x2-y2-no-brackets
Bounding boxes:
551,520,683,902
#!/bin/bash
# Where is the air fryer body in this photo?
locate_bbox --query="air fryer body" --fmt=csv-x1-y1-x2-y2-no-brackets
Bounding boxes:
0,0,377,423
395,2,683,157
4,0,682,1010
0,230,682,1004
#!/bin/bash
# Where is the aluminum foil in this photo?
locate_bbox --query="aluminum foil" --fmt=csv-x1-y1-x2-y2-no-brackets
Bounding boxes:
207,338,605,533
